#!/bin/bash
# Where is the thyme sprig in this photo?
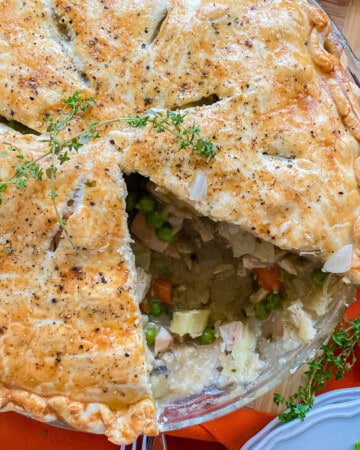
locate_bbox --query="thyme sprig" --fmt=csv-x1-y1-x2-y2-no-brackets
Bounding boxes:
274,317,360,422
0,92,218,247
123,109,218,161
0,144,45,204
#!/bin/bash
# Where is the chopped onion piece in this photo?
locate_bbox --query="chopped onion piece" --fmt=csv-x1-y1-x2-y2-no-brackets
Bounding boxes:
189,170,207,201
218,223,256,257
219,321,243,352
322,244,353,273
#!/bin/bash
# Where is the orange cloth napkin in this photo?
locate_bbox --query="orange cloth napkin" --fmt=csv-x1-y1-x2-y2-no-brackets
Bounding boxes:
1,291,359,450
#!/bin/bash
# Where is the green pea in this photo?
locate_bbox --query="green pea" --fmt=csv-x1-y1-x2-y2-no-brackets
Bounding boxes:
310,268,328,286
156,222,174,242
149,299,164,317
146,209,167,229
126,191,139,212
144,324,157,346
265,292,283,311
136,194,156,214
255,292,283,320
255,302,270,320
199,327,215,345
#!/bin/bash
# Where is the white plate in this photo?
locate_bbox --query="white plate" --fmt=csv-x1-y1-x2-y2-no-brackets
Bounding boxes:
242,388,360,450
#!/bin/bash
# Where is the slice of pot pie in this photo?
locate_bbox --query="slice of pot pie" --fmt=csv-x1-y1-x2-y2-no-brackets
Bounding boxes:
0,129,157,444
108,0,360,281
4,0,357,279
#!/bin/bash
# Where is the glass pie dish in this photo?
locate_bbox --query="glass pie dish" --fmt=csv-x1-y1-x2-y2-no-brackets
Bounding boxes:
1,0,359,444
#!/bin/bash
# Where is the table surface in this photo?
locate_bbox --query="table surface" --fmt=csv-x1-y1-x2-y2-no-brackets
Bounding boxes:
321,0,360,58
249,0,360,414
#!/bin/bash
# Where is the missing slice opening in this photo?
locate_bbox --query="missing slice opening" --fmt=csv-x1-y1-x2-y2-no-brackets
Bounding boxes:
124,174,344,403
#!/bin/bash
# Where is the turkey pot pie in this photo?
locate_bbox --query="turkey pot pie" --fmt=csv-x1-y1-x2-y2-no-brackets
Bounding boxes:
0,0,360,445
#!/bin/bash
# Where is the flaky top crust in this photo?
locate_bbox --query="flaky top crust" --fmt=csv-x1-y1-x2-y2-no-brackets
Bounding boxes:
0,132,156,444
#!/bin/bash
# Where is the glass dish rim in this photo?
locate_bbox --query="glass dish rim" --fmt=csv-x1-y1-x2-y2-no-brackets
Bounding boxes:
158,282,357,431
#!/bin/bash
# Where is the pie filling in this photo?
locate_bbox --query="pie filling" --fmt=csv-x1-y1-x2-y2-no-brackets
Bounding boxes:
125,174,343,402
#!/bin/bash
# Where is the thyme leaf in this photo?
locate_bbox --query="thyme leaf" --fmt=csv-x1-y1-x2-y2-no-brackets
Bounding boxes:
274,317,360,422
141,110,218,162
0,143,45,205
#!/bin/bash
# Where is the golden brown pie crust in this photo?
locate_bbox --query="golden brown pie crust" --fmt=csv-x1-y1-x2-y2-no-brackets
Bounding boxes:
0,132,156,444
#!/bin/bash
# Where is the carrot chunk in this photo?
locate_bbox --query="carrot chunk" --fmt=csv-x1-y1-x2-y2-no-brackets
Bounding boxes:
153,277,172,305
254,267,282,293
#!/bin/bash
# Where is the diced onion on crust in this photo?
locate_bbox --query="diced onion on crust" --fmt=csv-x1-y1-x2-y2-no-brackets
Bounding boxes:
322,244,353,273
189,171,207,201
